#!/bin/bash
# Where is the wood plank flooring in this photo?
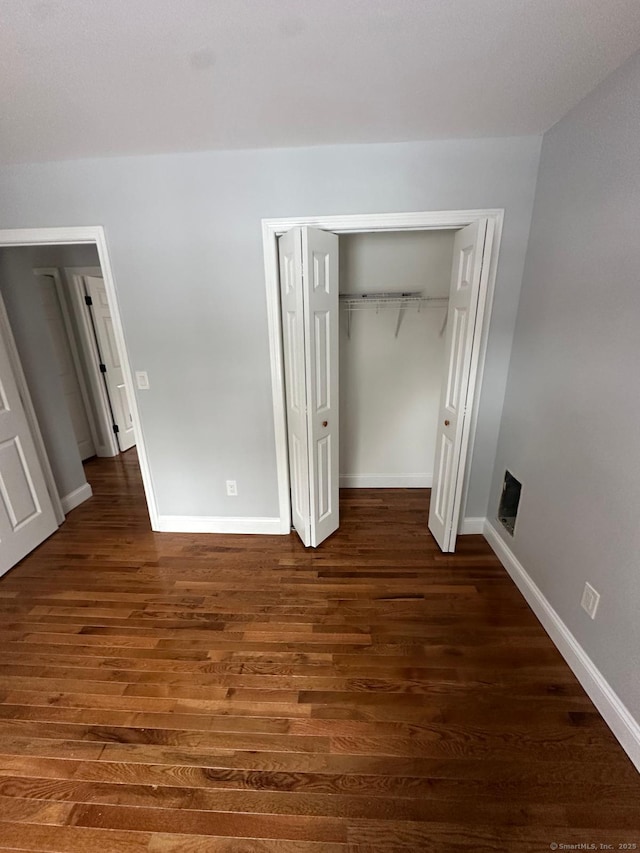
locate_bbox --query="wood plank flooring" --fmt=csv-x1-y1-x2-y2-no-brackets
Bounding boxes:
0,449,638,852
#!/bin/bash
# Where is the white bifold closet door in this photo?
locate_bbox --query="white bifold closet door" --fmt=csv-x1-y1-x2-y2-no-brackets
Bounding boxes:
279,226,339,548
0,320,58,577
428,219,491,552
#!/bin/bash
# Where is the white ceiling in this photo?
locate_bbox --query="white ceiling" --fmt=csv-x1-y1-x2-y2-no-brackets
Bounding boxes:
2,0,640,165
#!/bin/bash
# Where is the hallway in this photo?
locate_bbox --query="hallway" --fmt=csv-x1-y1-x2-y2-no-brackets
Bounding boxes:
0,452,638,851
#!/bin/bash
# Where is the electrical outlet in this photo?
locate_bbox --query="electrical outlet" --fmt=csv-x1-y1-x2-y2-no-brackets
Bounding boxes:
226,480,238,497
581,582,600,619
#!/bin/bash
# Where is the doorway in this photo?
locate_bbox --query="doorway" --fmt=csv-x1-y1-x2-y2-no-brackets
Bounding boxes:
0,226,158,576
262,209,504,552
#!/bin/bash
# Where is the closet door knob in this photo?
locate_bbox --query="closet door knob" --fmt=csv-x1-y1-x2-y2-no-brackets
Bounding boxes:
322,421,328,427
444,419,450,427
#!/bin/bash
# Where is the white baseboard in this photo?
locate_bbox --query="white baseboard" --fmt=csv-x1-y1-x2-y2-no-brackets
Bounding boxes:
484,519,640,773
156,515,286,535
459,516,485,535
339,473,433,488
61,482,93,513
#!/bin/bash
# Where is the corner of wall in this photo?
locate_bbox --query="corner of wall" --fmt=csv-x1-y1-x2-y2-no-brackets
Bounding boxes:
483,519,640,774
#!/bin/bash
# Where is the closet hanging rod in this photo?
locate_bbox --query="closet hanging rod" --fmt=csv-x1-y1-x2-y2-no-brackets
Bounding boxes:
339,291,450,339
339,291,449,308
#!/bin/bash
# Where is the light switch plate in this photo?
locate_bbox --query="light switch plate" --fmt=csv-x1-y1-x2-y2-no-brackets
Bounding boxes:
581,581,600,619
135,371,150,390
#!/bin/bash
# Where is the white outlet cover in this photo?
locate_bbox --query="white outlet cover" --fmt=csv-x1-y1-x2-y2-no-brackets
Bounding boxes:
135,371,150,390
226,480,238,496
581,581,600,619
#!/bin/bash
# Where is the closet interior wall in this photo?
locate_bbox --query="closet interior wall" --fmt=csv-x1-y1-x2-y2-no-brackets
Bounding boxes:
339,229,455,488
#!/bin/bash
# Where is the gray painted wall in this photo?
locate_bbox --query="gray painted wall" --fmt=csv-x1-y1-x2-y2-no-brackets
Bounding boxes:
0,244,99,499
490,52,640,715
0,136,541,520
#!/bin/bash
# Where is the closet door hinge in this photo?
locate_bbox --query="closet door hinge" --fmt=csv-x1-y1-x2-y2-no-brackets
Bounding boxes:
84,295,93,306
112,424,120,434
99,363,107,373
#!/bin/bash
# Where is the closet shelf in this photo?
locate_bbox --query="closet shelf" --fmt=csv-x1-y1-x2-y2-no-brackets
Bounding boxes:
339,291,449,338
339,291,448,308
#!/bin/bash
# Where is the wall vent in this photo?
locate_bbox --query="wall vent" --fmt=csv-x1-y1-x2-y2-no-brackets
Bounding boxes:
498,470,521,536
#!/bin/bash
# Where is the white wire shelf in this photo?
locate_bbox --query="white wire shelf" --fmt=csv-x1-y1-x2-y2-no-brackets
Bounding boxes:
339,291,449,337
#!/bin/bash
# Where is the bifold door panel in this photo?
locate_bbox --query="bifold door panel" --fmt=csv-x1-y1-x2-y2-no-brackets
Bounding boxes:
279,226,339,548
428,219,490,552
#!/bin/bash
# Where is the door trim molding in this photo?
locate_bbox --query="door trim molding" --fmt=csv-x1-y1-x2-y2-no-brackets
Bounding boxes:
0,227,159,530
262,209,504,535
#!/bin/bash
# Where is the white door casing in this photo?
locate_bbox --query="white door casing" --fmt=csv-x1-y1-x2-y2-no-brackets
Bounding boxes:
36,274,96,461
85,276,136,452
0,323,58,577
279,226,339,548
428,218,491,552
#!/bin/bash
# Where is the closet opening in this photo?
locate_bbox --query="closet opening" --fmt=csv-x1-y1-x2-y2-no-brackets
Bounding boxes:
263,209,504,554
338,230,454,494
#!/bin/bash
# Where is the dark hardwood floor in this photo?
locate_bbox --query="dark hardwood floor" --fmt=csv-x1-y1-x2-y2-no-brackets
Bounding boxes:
0,449,638,852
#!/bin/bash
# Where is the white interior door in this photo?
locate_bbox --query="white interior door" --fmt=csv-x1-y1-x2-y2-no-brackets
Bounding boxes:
36,275,95,461
279,226,339,548
85,276,136,452
279,229,311,546
0,325,58,577
429,218,490,552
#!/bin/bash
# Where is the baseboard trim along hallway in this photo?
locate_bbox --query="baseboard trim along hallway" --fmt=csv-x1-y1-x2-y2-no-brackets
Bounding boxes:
60,482,93,514
339,474,433,488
